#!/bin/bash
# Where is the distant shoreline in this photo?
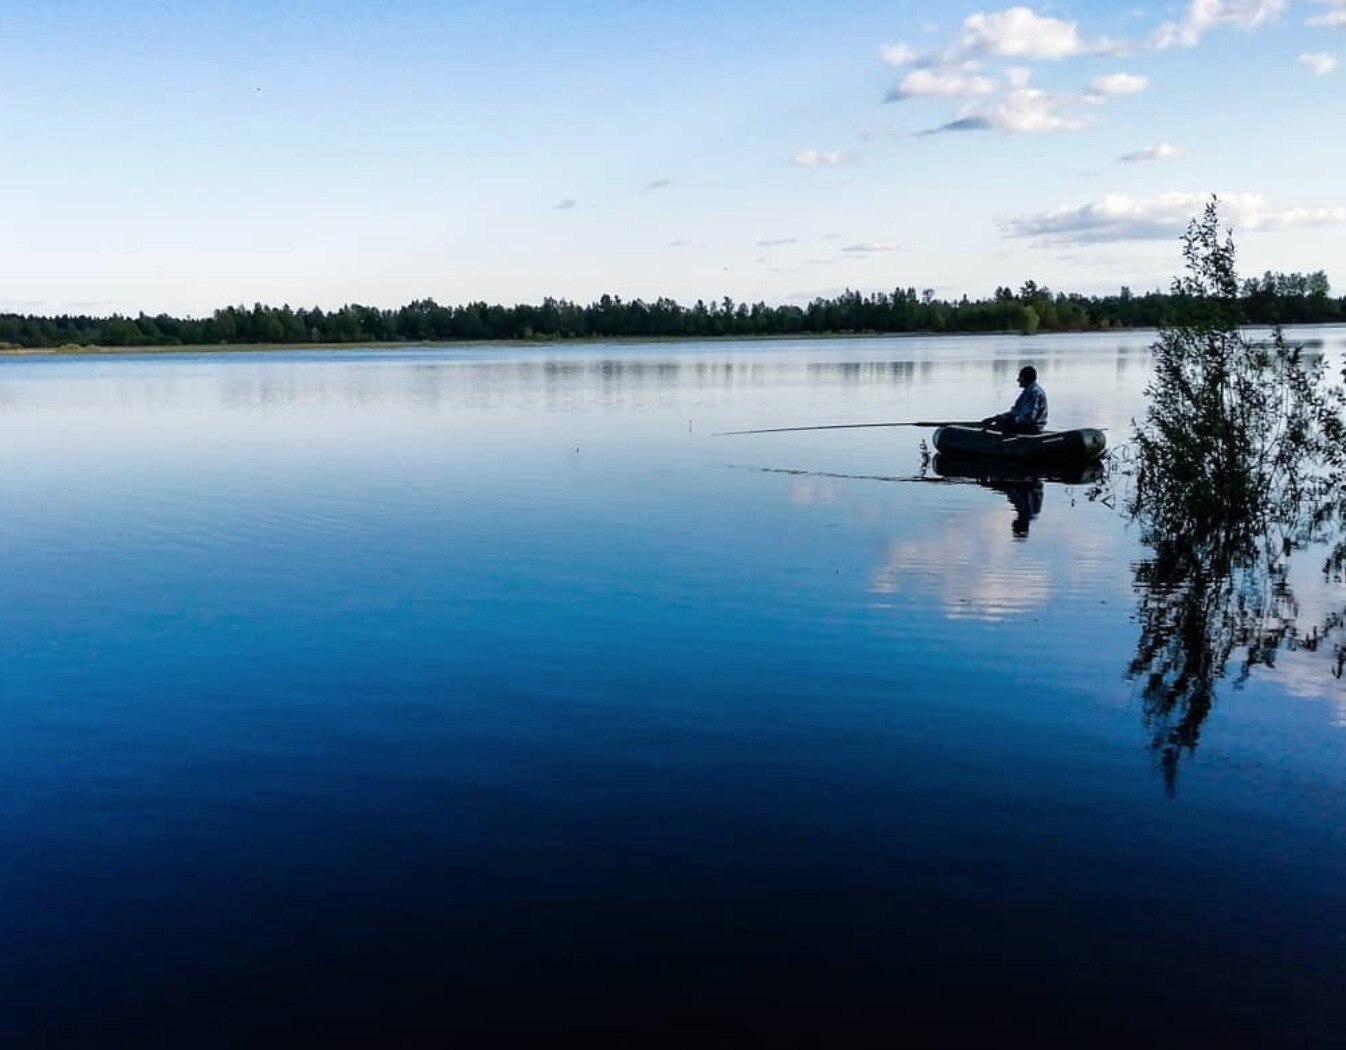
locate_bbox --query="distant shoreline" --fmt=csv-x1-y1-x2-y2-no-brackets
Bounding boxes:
6,276,1340,354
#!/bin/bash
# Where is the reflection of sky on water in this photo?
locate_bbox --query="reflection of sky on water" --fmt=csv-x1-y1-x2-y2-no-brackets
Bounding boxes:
1248,571,1346,712
1278,653,1346,714
1,331,1167,424
868,483,1125,622
868,502,1053,621
786,479,835,506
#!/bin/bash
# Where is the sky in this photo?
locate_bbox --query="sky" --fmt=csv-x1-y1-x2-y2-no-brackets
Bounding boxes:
3,0,1344,317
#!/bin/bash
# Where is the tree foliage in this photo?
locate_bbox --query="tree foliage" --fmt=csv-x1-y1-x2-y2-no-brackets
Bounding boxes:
2,269,1343,350
1121,200,1346,793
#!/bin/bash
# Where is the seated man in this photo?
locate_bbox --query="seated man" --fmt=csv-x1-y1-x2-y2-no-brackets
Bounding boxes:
982,365,1048,434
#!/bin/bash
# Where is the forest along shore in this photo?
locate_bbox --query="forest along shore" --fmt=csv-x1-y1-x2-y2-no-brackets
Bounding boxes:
1,272,1341,351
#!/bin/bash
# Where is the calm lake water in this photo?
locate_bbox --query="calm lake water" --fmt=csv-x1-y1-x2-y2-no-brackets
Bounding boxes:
2,331,1344,1047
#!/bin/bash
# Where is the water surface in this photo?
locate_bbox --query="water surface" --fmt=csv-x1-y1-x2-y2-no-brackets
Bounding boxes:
2,331,1344,1047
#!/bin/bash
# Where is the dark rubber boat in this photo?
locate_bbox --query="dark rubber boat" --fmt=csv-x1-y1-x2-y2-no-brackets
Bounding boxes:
931,425,1106,465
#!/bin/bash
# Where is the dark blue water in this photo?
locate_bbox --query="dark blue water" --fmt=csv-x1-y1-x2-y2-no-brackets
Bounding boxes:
2,334,1344,1047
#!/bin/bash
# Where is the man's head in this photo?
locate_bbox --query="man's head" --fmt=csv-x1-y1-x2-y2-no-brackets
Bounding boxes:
1018,365,1037,387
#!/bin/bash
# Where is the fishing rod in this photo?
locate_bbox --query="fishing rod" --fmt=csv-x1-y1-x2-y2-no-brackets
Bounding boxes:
713,420,984,436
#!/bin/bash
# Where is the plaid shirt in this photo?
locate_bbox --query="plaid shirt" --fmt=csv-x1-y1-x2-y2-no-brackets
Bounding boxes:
1009,382,1048,428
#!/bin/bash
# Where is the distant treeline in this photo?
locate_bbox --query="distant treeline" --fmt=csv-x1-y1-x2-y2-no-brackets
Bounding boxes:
3,271,1341,349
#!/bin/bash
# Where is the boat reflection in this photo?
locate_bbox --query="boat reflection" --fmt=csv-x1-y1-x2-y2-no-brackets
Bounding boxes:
743,455,1101,544
930,454,1103,538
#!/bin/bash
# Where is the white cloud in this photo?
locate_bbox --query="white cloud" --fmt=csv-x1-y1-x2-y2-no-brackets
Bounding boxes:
1151,0,1288,49
552,198,576,210
792,149,846,166
1307,1,1346,28
880,42,918,66
885,10,1149,139
1001,191,1346,245
645,178,673,190
755,237,798,247
925,86,1089,134
1299,51,1338,74
988,88,1091,131
958,6,1089,58
841,242,905,253
886,67,996,100
1118,142,1183,162
896,16,1148,136
1086,72,1149,99
895,5,1127,72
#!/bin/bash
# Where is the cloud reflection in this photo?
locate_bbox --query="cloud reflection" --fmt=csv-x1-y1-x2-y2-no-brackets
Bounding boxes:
869,503,1051,621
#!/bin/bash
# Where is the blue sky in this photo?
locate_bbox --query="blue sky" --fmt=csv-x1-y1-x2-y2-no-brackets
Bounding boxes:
3,0,1343,316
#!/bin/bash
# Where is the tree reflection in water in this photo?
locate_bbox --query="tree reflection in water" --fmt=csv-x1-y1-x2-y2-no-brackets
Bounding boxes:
1103,202,1346,794
1122,478,1346,794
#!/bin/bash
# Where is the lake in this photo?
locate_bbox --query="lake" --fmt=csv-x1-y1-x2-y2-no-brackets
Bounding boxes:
2,331,1344,1048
